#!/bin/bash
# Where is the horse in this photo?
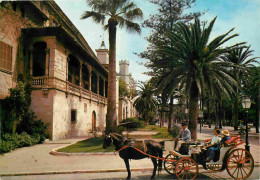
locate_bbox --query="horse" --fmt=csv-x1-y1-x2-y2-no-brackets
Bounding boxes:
103,133,163,179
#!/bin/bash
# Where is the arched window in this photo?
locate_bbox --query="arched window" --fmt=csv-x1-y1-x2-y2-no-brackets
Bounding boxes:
33,42,46,76
99,77,104,96
91,71,97,93
68,55,80,86
82,64,89,90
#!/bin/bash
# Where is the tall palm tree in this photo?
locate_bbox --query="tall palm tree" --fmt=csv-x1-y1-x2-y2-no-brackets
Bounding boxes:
157,17,243,139
221,46,258,130
81,0,143,133
134,82,157,125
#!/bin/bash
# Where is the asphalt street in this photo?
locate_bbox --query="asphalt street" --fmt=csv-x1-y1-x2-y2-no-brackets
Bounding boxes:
1,166,260,180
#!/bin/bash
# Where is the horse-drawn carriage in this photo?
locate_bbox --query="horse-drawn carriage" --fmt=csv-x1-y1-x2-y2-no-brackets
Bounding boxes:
103,133,254,180
164,135,254,179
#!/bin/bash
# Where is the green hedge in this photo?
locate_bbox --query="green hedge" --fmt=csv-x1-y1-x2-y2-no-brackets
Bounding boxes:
118,118,145,133
0,132,44,153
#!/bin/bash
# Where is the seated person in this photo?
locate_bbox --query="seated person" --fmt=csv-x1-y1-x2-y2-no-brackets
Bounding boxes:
220,129,231,146
174,122,191,153
203,129,221,162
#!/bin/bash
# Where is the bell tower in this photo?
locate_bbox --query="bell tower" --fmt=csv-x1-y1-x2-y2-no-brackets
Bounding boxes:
96,41,109,70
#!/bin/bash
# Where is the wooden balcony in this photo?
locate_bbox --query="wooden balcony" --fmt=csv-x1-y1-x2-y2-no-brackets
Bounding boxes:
30,76,107,104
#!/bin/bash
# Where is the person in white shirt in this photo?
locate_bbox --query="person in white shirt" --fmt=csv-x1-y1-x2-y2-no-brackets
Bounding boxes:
203,129,221,162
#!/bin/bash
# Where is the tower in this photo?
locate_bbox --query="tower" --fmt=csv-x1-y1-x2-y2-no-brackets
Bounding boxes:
119,60,130,86
96,41,109,70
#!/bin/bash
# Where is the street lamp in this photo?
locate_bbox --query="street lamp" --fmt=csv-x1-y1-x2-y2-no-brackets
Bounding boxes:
198,110,203,133
241,96,251,152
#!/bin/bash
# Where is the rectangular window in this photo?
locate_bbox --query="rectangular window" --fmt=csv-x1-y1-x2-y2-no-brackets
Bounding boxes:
71,109,77,122
0,41,12,71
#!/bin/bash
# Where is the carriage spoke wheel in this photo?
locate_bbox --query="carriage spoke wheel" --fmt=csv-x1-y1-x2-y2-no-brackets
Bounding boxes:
175,157,198,180
164,154,178,175
227,148,254,179
206,164,224,172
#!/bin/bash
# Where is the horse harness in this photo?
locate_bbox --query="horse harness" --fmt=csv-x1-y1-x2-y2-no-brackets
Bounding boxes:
109,133,175,163
109,133,147,153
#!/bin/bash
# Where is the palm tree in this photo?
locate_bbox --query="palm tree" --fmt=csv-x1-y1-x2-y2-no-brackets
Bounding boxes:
81,0,143,133
221,46,258,130
134,82,157,125
157,17,243,139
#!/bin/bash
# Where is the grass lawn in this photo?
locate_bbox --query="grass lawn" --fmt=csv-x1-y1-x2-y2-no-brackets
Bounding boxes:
57,125,174,153
138,125,175,139
57,137,115,153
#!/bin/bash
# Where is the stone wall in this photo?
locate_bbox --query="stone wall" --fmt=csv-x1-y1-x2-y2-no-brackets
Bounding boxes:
52,90,106,140
30,89,54,138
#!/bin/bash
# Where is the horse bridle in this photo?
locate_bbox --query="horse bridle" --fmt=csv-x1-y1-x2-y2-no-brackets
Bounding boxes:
108,133,127,151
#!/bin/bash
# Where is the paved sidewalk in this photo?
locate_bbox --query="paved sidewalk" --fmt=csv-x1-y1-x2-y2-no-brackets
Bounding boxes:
0,125,259,176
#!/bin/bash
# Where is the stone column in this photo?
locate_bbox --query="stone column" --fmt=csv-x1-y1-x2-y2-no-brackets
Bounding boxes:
45,49,50,76
79,62,83,87
66,56,70,97
79,62,83,99
89,69,92,91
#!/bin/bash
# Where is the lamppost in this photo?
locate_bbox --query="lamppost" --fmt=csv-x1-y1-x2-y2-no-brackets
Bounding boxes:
198,110,203,133
241,96,251,152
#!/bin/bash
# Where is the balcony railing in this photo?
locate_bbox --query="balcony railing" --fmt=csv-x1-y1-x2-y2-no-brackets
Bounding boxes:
32,76,47,86
30,76,107,104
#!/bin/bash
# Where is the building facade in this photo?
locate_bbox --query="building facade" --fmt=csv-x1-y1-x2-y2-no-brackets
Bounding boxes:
118,60,137,122
0,1,108,140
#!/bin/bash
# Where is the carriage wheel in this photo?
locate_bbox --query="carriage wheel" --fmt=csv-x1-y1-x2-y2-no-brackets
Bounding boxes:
164,154,178,175
175,157,198,180
226,148,254,179
206,164,224,172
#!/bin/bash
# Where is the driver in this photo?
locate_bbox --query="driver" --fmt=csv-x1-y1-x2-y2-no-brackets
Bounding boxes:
174,122,191,152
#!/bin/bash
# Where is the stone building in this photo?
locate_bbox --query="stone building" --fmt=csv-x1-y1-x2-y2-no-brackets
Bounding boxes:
0,1,108,140
118,60,137,122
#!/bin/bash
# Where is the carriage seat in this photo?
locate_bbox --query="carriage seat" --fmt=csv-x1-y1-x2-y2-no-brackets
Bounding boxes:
224,136,240,147
206,146,231,165
169,150,191,158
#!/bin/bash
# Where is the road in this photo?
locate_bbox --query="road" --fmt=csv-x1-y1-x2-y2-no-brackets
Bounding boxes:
1,166,260,180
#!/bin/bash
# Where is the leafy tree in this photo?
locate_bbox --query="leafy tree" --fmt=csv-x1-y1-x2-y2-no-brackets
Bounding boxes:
243,66,260,133
119,78,129,97
157,17,243,139
140,0,202,77
221,46,258,130
134,81,157,125
81,0,143,134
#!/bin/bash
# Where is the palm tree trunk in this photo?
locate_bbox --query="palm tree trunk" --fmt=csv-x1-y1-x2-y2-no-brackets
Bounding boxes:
255,95,259,133
168,96,174,130
218,102,222,129
106,21,117,134
233,87,239,131
188,81,199,140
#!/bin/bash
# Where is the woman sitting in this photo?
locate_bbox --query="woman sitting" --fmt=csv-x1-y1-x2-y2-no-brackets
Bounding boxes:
204,129,221,162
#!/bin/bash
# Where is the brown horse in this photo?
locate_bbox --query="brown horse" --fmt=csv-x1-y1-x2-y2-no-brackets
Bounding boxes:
103,133,163,179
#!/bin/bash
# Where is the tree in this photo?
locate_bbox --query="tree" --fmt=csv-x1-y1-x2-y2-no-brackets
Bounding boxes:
119,78,128,97
140,0,202,77
157,17,243,139
81,0,143,134
134,82,157,125
221,46,258,130
243,66,260,133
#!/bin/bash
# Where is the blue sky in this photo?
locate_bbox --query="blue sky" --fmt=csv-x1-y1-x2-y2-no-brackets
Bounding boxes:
56,0,260,82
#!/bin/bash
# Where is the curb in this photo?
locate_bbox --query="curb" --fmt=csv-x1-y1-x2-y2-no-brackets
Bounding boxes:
1,163,259,177
0,168,154,177
49,140,115,156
